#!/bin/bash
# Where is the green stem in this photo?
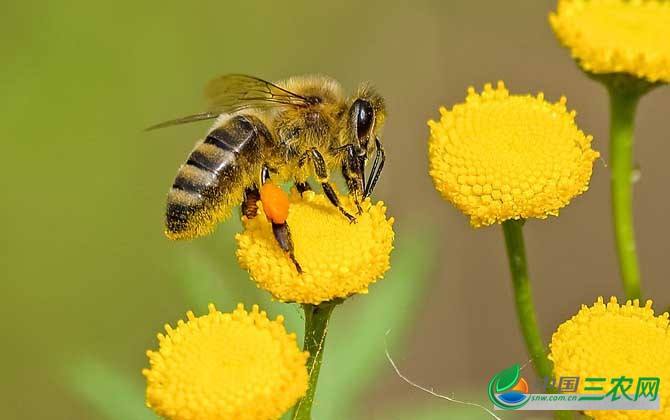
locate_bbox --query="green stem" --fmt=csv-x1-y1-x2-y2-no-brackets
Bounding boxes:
502,220,572,420
608,87,643,300
291,301,338,420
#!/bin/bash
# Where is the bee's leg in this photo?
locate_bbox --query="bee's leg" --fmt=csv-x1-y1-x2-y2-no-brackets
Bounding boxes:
306,148,356,223
241,164,272,219
363,137,385,198
295,181,312,195
260,165,271,184
258,164,302,273
241,187,261,219
272,222,302,273
340,145,365,214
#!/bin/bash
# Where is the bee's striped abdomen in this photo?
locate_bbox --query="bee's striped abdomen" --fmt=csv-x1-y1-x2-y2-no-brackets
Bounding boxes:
166,115,267,239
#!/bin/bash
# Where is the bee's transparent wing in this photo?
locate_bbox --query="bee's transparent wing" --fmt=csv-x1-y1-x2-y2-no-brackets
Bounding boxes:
204,74,311,112
146,74,310,131
145,112,222,131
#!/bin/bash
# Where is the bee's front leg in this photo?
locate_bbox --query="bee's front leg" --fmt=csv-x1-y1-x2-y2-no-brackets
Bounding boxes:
340,145,365,215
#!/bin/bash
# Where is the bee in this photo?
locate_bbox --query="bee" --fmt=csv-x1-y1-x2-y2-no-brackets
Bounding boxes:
148,74,386,272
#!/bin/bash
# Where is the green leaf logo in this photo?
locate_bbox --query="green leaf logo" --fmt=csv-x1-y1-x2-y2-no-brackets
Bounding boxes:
487,364,530,410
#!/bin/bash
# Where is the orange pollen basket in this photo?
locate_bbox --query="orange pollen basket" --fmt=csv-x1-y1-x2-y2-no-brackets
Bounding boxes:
259,183,290,224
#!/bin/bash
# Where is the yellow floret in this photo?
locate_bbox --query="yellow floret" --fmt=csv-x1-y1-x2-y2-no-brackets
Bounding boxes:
550,297,670,419
428,82,599,227
550,0,670,83
143,304,309,420
236,191,394,304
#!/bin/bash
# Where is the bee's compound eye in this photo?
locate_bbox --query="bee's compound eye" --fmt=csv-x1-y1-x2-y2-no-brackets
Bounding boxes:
354,99,374,140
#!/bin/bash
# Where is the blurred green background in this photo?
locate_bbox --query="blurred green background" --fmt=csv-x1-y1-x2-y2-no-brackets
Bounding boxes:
3,1,669,419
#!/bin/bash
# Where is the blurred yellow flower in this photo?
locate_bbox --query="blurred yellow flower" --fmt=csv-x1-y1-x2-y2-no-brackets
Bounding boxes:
550,0,670,83
428,82,599,227
143,303,308,420
550,297,670,419
236,191,394,304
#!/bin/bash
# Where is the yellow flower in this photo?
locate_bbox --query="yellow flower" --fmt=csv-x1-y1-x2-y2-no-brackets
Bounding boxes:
143,304,308,420
236,190,394,305
428,82,599,227
550,297,670,419
550,0,670,83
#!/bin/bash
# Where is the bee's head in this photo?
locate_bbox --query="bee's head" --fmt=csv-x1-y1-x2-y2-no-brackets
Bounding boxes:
348,85,385,157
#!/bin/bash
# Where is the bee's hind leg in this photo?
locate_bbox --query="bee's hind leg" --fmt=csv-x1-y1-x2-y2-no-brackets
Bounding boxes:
255,164,302,273
272,221,302,273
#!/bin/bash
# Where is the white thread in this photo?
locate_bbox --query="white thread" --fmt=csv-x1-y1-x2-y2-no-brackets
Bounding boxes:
384,330,502,420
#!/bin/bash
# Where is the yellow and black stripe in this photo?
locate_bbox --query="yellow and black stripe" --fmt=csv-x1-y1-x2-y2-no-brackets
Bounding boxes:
166,115,269,239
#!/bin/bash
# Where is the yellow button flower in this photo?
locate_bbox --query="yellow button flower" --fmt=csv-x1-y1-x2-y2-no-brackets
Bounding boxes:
550,297,670,419
143,304,308,420
428,82,599,227
236,191,394,305
550,0,670,83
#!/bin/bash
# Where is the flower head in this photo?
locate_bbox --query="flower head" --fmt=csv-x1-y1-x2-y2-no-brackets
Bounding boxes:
428,82,599,227
550,297,670,419
236,190,394,304
550,0,670,83
143,304,308,420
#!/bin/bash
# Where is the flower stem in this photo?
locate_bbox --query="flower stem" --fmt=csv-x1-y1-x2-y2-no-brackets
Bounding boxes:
608,86,643,300
291,301,338,420
502,219,572,420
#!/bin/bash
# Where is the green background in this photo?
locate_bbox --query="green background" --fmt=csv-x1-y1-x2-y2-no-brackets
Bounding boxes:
3,1,669,419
